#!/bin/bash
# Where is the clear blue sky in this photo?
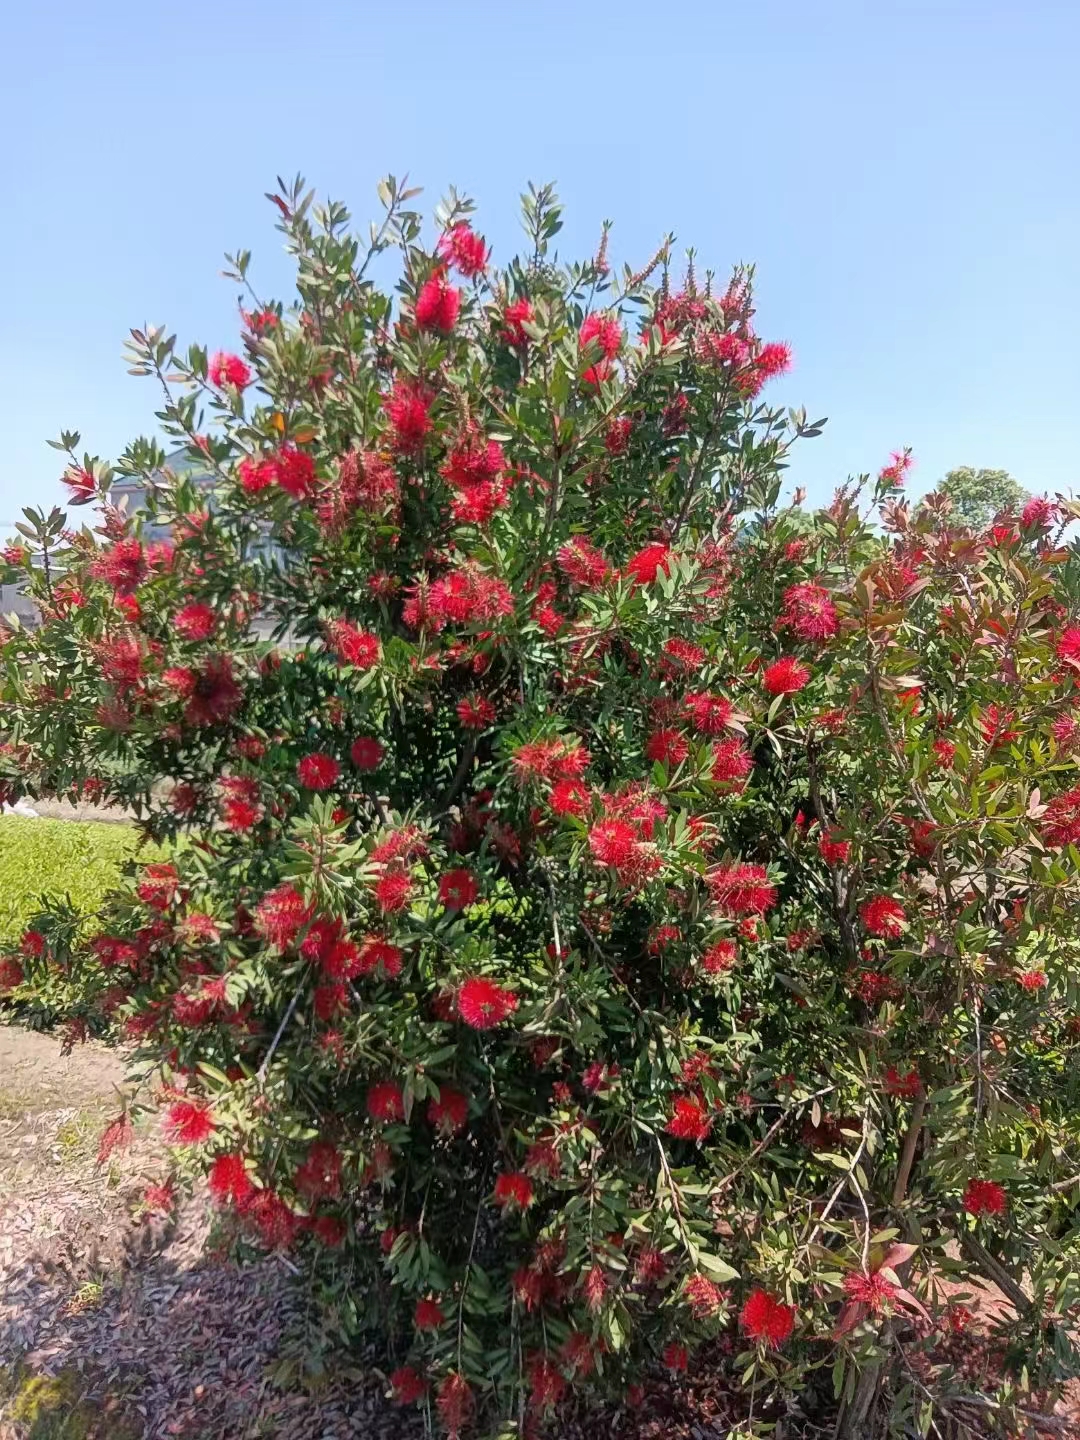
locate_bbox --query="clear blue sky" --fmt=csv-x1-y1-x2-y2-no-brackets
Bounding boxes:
4,0,1079,526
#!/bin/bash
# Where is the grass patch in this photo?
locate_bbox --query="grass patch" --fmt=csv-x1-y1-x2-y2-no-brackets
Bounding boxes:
0,818,161,942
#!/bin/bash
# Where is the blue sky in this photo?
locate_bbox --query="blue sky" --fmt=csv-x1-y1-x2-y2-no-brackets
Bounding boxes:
3,0,1078,526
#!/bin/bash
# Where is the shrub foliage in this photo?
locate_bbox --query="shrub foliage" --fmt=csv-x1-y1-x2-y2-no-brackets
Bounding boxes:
3,177,1080,1436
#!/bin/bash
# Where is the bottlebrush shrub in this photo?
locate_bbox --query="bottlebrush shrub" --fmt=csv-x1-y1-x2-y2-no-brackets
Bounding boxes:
3,176,1080,1436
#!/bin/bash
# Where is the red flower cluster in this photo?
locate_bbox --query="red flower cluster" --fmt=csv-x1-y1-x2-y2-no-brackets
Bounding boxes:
209,351,251,388
297,752,341,790
415,269,461,332
779,583,838,642
708,863,777,917
859,895,906,939
963,1178,1007,1216
740,1288,795,1346
457,976,519,1030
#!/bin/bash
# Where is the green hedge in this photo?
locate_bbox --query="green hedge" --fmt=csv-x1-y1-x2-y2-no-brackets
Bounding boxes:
0,817,159,941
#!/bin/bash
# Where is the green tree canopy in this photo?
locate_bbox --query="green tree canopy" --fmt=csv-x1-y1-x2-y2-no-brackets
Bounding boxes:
938,465,1027,528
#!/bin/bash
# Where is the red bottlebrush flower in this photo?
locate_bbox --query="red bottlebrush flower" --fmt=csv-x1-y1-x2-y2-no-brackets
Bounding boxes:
287,910,331,966
93,537,146,595
1053,714,1079,746
254,883,311,950
878,448,913,486
439,868,479,910
557,534,610,588
185,654,242,727
648,923,681,954
165,1099,215,1145
1042,785,1080,847
438,221,488,277
708,863,777,916
436,1373,472,1440
685,691,734,736
174,602,217,640
666,1094,713,1142
779,583,838,643
527,1353,566,1410
963,1178,1008,1216
367,1081,405,1123
756,341,792,377
415,269,461,332
549,777,590,817
710,737,753,785
414,1296,446,1331
297,752,341,791
493,1171,534,1211
142,1181,175,1216
662,1342,689,1372
512,736,590,783
373,865,413,914
1057,626,1080,667
237,456,278,494
980,703,1020,746
933,738,956,768
456,694,496,730
843,1271,897,1314
1021,495,1056,530
350,735,384,771
95,636,143,687
579,312,624,360
582,1264,608,1312
884,1066,923,1099
295,1140,342,1200
763,656,811,695
63,465,97,504
208,1151,254,1207
163,666,196,699
605,415,632,455
383,379,433,454
354,935,403,980
208,352,251,388
740,1288,795,1347
428,1086,469,1137
701,939,738,974
390,1366,426,1405
0,956,25,991
327,619,381,668
625,542,671,586
1016,968,1048,991
313,982,347,1020
684,1273,725,1318
662,636,707,670
137,862,179,911
311,1215,346,1247
860,895,906,939
588,818,639,868
819,831,850,865
457,976,519,1029
500,297,534,346
524,1138,561,1179
21,929,46,958
645,727,689,766
274,445,316,498
220,775,262,832
246,1189,302,1250
97,1112,134,1165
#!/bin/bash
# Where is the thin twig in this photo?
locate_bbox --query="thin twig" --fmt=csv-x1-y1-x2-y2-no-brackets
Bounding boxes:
257,979,305,1085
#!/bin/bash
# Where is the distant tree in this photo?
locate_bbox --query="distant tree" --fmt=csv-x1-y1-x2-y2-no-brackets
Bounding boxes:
938,465,1027,528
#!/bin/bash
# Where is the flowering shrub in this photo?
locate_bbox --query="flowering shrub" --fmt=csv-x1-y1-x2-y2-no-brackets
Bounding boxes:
3,175,1080,1435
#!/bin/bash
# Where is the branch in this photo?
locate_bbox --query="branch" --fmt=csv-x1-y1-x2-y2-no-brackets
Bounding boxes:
257,979,305,1085
891,1096,926,1207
